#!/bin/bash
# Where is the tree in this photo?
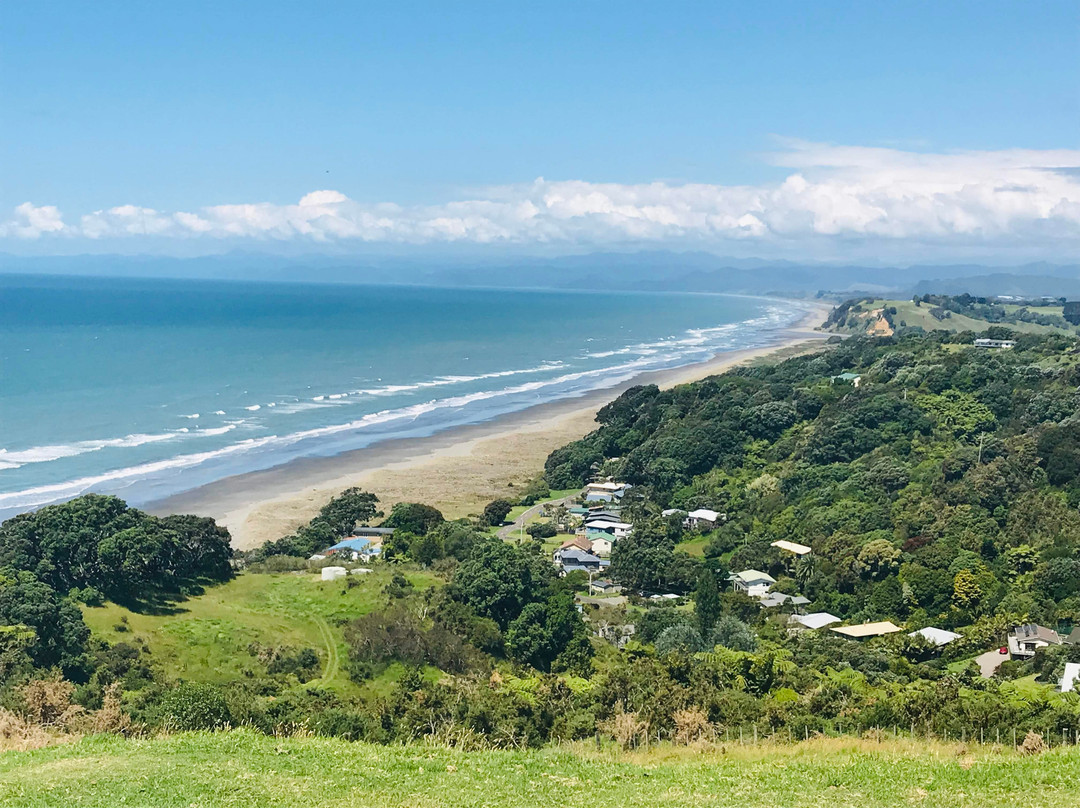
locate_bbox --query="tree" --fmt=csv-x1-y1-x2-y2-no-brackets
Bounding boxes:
694,568,722,637
709,615,757,652
381,502,444,535
952,568,983,611
452,539,551,629
317,488,382,537
654,624,705,655
853,539,901,580
480,500,513,527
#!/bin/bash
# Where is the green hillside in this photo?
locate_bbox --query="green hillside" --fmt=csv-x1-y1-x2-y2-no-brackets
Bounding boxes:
2,732,1079,808
81,569,440,694
825,297,1077,337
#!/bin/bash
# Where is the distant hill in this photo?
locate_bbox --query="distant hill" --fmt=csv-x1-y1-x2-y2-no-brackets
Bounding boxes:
3,251,1080,299
824,294,1080,337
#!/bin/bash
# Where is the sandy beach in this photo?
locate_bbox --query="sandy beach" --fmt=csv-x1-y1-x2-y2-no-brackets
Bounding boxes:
149,302,833,549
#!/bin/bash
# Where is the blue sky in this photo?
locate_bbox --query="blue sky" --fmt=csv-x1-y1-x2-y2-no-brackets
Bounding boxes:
2,1,1077,260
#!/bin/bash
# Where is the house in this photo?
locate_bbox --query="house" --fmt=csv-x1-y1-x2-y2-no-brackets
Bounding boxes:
560,536,593,553
1007,624,1061,658
758,592,810,609
353,526,395,538
661,508,685,518
831,621,903,639
789,612,841,631
1063,627,1080,646
583,482,631,503
587,509,623,520
832,372,862,387
590,537,614,557
974,338,1016,349
728,569,776,598
771,539,812,556
686,508,721,529
326,537,382,562
909,627,962,647
1060,662,1080,693
553,547,609,574
583,519,632,539
589,579,623,595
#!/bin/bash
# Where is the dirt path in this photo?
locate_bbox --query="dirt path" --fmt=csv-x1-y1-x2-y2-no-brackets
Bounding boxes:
313,614,340,682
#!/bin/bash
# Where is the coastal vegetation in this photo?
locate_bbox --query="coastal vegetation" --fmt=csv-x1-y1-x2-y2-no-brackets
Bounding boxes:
3,323,1080,802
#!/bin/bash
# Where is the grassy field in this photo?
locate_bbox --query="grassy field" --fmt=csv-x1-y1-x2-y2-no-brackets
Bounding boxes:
837,299,1074,337
1,732,1079,807
81,569,440,692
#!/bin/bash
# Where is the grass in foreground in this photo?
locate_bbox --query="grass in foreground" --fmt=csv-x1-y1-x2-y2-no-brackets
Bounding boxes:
81,570,439,692
1,731,1079,808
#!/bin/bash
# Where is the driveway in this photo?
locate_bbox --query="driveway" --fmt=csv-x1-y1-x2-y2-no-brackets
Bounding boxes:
497,496,576,541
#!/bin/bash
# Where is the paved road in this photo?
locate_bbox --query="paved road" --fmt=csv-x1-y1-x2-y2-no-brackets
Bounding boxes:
497,496,576,541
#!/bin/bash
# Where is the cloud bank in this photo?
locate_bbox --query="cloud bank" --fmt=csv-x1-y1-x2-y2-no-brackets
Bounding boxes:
4,142,1079,258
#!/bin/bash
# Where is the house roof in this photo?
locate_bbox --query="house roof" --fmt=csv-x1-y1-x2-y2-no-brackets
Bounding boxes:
759,592,811,608
557,548,603,564
560,537,592,551
687,508,720,521
328,537,372,552
354,526,395,536
792,612,841,630
584,520,631,530
832,621,903,638
771,539,812,555
661,508,685,517
789,595,811,605
1010,623,1061,645
1066,627,1080,645
909,627,962,647
728,569,776,585
833,372,861,381
586,482,629,491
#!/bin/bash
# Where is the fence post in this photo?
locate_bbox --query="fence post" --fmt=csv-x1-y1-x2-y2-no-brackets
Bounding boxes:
805,725,809,742
1012,727,1016,747
996,728,1000,745
740,726,744,744
754,725,758,744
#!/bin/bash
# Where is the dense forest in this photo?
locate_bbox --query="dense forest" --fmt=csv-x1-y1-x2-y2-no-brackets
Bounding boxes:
4,328,1080,750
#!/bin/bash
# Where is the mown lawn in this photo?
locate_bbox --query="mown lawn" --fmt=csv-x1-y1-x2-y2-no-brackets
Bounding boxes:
81,569,440,692
1,732,1079,807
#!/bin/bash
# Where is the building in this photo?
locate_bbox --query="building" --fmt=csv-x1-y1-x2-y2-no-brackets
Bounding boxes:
590,537,614,557
727,569,776,598
758,592,810,609
974,338,1016,349
553,547,609,574
1007,624,1061,658
589,579,623,595
353,526,395,539
559,536,593,553
583,518,632,539
831,621,903,639
1063,627,1080,646
909,627,962,648
583,482,631,503
326,537,381,562
770,539,812,556
832,372,862,387
789,612,841,631
686,508,721,529
1060,662,1080,694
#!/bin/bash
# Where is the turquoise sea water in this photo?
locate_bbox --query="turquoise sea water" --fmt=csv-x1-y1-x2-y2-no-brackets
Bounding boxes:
0,274,810,518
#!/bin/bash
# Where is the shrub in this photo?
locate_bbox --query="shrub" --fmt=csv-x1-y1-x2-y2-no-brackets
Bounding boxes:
159,682,230,731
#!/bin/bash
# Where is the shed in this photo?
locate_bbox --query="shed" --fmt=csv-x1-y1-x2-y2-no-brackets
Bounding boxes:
771,539,812,556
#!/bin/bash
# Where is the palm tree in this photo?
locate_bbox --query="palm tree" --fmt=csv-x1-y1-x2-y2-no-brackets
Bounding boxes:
793,554,816,592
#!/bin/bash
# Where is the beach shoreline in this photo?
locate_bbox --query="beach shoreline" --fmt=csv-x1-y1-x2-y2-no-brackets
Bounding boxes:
148,301,833,549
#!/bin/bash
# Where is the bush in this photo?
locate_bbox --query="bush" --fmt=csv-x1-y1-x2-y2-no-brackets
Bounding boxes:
159,682,230,730
480,500,513,527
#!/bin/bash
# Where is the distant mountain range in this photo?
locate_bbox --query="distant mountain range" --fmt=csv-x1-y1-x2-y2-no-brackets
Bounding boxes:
3,251,1080,300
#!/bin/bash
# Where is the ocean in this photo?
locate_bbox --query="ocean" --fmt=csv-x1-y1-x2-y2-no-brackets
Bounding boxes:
0,274,811,519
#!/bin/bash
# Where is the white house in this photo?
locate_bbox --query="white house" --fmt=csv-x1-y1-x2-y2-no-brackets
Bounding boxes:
590,536,614,557
686,508,721,529
1007,624,1061,658
909,627,962,647
583,518,632,539
770,539,812,556
789,612,841,631
727,569,775,598
1060,662,1080,693
974,338,1016,349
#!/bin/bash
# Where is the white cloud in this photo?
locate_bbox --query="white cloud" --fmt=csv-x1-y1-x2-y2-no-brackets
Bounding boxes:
4,142,1080,257
0,202,66,238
